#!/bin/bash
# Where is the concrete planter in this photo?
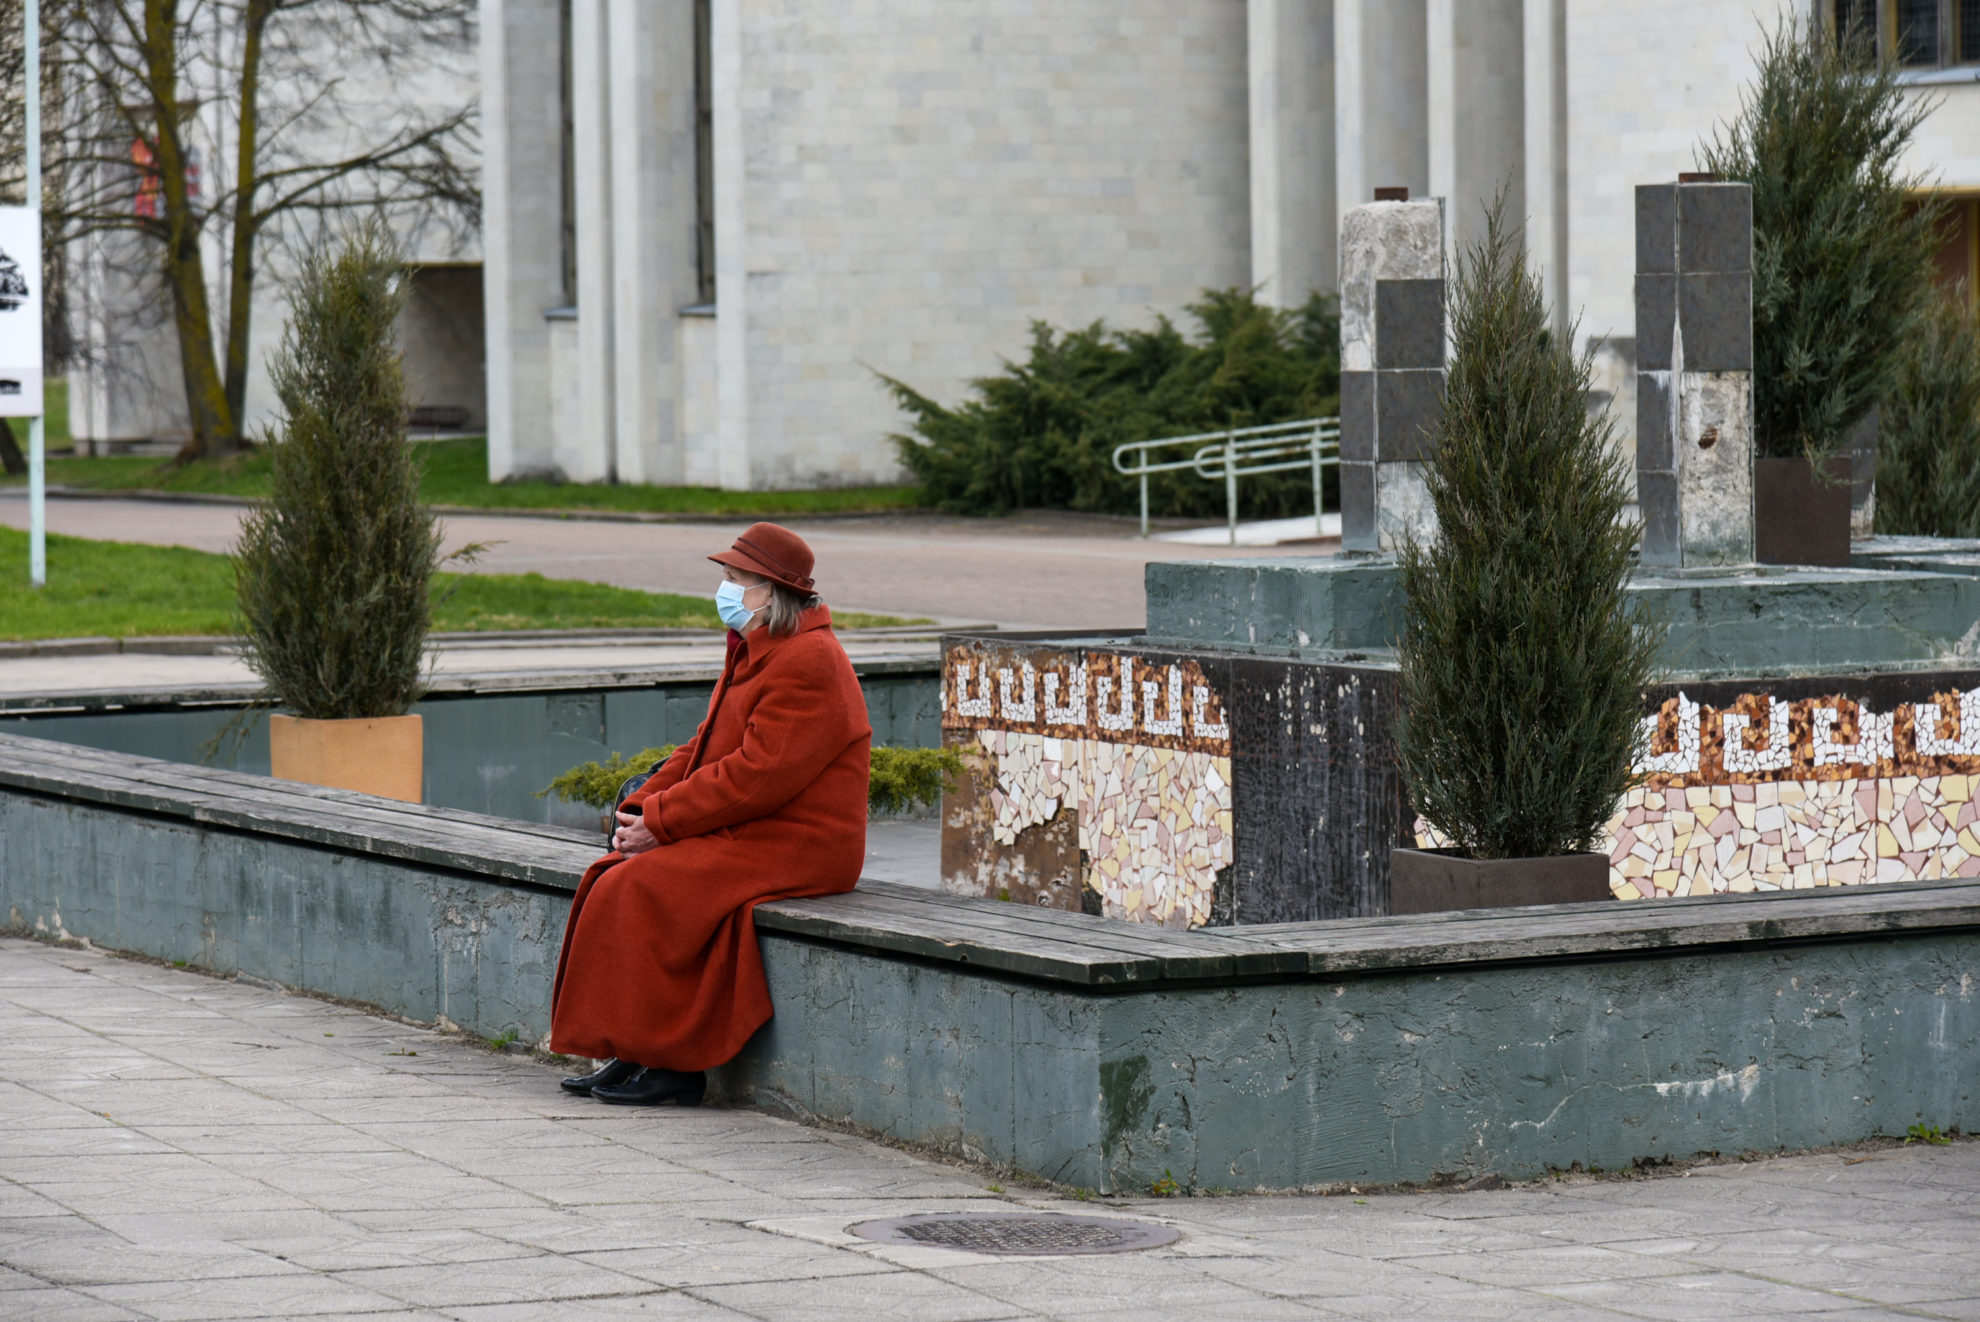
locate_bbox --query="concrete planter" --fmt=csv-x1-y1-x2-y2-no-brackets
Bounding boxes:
1755,456,1853,567
269,713,423,803
1389,847,1611,915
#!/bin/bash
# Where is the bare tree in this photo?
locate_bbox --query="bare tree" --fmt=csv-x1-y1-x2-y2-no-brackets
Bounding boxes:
40,0,478,461
0,0,61,474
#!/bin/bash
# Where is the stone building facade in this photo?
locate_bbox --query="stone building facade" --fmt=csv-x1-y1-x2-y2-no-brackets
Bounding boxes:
482,0,1258,489
486,0,1980,492
73,2,1980,480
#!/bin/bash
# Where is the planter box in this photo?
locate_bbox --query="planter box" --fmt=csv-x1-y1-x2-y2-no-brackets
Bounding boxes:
269,713,423,803
1389,847,1612,915
1755,456,1853,567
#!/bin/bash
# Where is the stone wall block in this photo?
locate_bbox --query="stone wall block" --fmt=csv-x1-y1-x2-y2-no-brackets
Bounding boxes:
1339,463,1376,545
1374,279,1446,369
1676,370,1756,564
1677,183,1751,274
1339,199,1446,373
1636,177,1754,568
1679,272,1753,373
1635,183,1676,275
1339,370,1375,462
1636,372,1672,471
1634,274,1675,373
1375,461,1437,551
1376,370,1445,463
1637,469,1679,561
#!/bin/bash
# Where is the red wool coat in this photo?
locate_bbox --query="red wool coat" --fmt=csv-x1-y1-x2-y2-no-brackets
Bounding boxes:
549,607,871,1070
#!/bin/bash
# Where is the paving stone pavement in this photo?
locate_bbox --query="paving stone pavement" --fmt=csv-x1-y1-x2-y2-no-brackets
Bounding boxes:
2,935,1976,1322
0,496,1330,631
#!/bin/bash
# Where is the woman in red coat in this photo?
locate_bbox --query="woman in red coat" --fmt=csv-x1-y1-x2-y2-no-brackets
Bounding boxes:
550,523,872,1106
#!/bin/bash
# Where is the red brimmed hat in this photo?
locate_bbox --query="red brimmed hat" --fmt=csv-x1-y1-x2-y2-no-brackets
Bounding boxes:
708,522,817,593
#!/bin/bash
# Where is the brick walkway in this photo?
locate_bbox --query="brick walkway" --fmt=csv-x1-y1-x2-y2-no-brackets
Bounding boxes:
2,935,1976,1321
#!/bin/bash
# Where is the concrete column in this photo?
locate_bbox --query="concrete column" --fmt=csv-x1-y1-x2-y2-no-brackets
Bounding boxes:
1426,0,1523,263
710,0,750,490
1521,0,1568,340
566,0,615,484
1248,0,1337,304
606,0,698,487
1334,0,1428,238
1338,197,1446,553
1635,179,1754,568
479,0,563,480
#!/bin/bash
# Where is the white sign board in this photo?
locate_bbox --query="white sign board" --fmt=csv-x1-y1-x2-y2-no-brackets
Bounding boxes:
0,206,44,417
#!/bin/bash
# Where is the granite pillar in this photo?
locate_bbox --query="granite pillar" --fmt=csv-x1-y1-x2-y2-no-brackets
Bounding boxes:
1339,196,1446,552
1636,179,1755,567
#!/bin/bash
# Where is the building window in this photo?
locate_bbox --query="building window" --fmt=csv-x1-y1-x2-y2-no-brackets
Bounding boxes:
1833,0,1980,67
1895,0,1940,64
1835,0,1877,50
693,0,716,306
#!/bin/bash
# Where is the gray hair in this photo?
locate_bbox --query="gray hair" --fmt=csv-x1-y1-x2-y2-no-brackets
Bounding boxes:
760,583,823,637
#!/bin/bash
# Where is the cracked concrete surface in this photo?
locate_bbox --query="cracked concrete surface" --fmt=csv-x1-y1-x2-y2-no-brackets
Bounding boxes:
2,934,1977,1321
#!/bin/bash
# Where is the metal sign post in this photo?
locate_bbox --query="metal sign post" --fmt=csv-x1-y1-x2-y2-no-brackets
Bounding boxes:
2,0,47,585
26,0,43,587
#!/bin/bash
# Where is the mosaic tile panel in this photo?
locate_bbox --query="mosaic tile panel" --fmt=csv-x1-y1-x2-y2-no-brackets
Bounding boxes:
1074,740,1232,929
1419,684,1980,899
975,728,1233,930
944,642,1237,927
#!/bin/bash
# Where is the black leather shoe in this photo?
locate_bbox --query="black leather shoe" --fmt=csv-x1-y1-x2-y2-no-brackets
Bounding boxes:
591,1067,706,1107
560,1057,641,1095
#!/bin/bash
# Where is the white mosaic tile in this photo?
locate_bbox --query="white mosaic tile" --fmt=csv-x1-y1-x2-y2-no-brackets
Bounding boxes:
978,730,1233,928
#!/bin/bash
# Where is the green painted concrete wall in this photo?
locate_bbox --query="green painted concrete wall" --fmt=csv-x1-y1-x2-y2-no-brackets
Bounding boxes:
0,672,940,830
732,930,1980,1192
8,776,1974,1193
1144,555,1980,678
0,792,567,1042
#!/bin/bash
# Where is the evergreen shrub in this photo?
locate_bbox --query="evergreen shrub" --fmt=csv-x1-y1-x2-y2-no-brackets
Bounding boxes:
1874,291,1980,538
542,746,679,809
1396,202,1663,861
1698,15,1942,466
886,289,1338,517
234,224,443,719
541,744,962,817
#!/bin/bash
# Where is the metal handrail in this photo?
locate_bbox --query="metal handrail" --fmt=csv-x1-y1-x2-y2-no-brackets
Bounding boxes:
1112,417,1340,543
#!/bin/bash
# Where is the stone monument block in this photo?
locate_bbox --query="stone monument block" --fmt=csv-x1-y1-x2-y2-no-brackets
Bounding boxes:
1636,179,1755,567
1339,196,1447,552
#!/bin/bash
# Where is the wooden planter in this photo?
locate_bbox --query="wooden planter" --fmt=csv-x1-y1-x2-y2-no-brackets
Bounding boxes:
1389,847,1612,916
1755,455,1853,568
269,713,423,803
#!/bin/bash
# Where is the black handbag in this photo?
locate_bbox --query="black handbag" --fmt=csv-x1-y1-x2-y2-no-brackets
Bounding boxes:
607,762,666,846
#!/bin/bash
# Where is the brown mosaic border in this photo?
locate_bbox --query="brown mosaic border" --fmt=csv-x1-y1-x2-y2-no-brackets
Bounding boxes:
1640,689,1980,787
941,643,1232,756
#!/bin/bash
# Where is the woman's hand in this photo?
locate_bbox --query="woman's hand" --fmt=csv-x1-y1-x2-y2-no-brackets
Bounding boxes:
613,810,659,856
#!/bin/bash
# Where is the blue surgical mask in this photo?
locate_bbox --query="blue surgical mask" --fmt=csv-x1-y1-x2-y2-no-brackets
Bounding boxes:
715,580,760,631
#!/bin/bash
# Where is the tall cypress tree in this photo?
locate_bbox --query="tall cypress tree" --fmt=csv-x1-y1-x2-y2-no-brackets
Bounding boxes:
234,223,441,720
1875,292,1980,538
1699,16,1943,466
1396,200,1662,861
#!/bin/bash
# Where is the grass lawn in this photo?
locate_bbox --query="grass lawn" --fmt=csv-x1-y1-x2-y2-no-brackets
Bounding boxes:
2,376,67,452
0,527,918,641
10,429,925,517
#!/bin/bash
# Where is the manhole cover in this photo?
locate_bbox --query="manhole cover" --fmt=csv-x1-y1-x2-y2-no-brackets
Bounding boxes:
848,1212,1179,1256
